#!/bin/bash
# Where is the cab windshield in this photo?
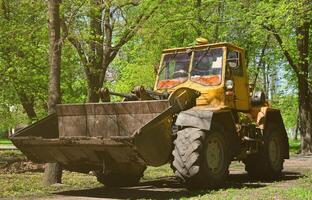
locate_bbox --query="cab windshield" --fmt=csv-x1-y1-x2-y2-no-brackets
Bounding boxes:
157,52,190,89
191,48,223,86
157,48,223,89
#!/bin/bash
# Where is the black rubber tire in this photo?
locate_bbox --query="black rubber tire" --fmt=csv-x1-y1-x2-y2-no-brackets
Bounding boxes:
95,172,143,187
171,127,230,189
243,125,285,179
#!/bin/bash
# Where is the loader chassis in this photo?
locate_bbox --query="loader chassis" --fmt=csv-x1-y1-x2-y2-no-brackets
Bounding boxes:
11,42,289,189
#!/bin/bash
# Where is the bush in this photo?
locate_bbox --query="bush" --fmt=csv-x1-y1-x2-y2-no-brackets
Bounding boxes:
0,129,8,139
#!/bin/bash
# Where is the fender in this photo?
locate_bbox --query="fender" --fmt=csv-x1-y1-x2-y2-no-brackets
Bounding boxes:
257,107,290,159
175,107,240,157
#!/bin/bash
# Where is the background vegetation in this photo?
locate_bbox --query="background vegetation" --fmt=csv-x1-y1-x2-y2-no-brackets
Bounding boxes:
1,0,311,147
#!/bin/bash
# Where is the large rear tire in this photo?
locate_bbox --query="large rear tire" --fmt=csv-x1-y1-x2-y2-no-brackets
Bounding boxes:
171,127,230,189
244,125,285,179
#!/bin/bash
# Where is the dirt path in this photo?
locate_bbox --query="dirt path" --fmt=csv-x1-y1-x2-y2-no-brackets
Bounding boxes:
282,154,312,172
0,145,17,151
37,155,312,200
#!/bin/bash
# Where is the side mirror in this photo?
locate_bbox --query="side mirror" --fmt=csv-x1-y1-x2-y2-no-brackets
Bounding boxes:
226,50,240,71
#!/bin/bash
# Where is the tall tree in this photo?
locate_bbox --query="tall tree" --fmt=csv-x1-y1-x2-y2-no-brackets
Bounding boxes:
0,0,48,122
62,0,164,102
223,0,311,153
261,0,312,154
43,0,62,186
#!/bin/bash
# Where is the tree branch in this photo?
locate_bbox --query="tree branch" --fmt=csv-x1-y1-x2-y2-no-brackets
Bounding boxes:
113,0,164,53
263,25,300,77
251,34,270,89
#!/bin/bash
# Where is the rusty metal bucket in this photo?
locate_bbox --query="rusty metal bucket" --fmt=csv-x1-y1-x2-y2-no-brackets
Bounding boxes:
11,88,200,174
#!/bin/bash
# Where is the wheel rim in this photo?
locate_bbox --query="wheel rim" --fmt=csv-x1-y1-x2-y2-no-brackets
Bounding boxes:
268,135,281,169
205,134,224,174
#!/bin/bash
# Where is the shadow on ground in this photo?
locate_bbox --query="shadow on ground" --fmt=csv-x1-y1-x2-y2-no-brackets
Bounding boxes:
55,171,302,199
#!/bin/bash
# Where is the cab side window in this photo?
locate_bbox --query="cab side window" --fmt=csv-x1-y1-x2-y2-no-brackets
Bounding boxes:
227,50,242,76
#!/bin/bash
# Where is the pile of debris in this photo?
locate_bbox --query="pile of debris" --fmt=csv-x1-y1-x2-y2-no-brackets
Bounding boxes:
0,151,44,173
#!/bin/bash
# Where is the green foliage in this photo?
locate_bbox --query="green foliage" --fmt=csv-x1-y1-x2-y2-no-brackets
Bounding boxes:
0,0,88,129
0,0,310,140
110,38,158,93
0,105,29,134
60,44,88,103
272,94,298,128
289,139,301,155
113,63,155,92
0,0,48,126
0,139,12,144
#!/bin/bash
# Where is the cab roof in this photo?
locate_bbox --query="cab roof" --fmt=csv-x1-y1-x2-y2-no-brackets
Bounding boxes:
162,42,244,54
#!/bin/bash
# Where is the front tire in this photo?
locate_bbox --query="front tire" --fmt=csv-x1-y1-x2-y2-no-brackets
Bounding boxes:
171,127,230,188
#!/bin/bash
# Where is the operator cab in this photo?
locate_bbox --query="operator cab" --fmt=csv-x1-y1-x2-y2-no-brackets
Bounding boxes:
157,47,223,89
155,40,250,111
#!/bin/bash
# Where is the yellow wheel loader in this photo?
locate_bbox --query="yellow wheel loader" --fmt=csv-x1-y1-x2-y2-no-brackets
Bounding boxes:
11,40,289,188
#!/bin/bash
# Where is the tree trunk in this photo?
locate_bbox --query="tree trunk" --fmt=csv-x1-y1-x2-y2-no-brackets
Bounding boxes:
269,64,277,102
262,61,268,96
43,0,62,186
86,0,104,103
296,21,312,154
87,76,102,102
298,79,312,154
16,90,37,121
294,109,299,141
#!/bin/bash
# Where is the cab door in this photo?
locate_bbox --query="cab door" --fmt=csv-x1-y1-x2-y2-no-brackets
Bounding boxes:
227,48,250,111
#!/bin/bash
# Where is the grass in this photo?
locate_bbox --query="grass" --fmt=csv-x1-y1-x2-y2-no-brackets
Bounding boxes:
178,169,312,200
0,172,102,199
0,150,102,198
192,185,312,200
0,150,23,157
0,150,24,160
0,139,12,145
0,150,27,171
0,162,311,199
0,139,307,199
0,163,173,199
143,164,173,180
289,139,301,155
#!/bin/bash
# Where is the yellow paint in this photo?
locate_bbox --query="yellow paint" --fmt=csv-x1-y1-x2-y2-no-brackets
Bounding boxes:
227,46,250,111
196,37,209,45
165,80,225,106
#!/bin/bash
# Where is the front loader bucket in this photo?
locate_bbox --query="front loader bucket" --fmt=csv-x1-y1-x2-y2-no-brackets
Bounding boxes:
11,88,200,173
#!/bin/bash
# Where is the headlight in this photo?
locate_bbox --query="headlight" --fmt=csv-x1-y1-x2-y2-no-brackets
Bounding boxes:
225,80,234,90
